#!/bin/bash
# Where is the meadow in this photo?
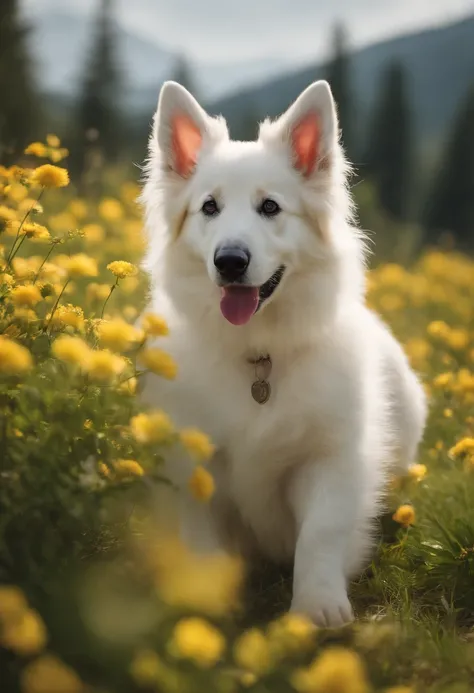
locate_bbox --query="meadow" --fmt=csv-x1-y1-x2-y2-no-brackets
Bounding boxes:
0,139,474,693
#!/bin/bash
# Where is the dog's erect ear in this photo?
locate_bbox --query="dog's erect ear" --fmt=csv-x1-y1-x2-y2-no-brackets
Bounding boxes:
260,81,338,177
155,81,210,178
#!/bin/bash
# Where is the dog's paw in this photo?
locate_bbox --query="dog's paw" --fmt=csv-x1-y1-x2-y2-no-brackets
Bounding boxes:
290,589,354,628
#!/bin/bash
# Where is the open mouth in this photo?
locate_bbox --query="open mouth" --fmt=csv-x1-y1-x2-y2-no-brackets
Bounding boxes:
219,265,286,326
257,265,286,308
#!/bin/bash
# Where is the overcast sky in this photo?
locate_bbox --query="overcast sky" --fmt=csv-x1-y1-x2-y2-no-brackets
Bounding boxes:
22,0,474,64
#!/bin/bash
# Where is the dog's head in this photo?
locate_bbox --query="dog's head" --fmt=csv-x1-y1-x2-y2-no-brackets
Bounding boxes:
143,80,360,327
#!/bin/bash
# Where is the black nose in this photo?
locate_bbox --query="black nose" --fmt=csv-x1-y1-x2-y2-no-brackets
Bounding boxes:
214,246,250,282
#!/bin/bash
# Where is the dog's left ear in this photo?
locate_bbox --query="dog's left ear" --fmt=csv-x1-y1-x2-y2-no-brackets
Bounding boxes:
260,80,338,177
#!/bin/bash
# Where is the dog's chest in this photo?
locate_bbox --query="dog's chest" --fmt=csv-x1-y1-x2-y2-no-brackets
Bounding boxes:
182,353,333,560
142,338,338,561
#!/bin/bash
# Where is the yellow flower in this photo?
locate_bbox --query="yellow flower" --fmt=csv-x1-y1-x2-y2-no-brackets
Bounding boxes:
129,410,174,444
267,613,316,655
13,307,37,322
392,504,415,527
5,182,28,202
292,647,369,693
12,257,40,280
142,312,169,337
118,376,137,395
0,273,15,287
130,650,161,686
0,586,28,621
446,328,469,351
25,222,50,242
97,318,144,352
140,347,177,379
68,199,88,219
153,538,243,616
86,282,111,303
123,305,138,321
433,372,453,388
189,466,215,501
49,304,85,331
443,408,453,418
48,212,77,235
11,284,42,307
0,337,33,375
52,336,91,368
82,223,105,245
170,617,225,668
99,197,123,221
449,437,474,458
64,253,98,278
21,655,83,693
407,464,427,482
85,349,126,382
0,204,17,223
427,320,450,339
25,142,48,157
233,628,271,675
49,147,69,163
31,164,69,188
1,608,47,655
107,260,138,279
180,428,215,462
46,134,61,148
114,459,145,479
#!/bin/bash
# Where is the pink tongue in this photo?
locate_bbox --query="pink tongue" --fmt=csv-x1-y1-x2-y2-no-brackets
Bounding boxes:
220,286,259,325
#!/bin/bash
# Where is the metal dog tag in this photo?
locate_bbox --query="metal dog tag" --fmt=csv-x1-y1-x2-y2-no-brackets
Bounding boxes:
251,379,271,404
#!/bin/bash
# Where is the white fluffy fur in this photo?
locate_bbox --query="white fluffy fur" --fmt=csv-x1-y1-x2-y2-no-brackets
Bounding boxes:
139,80,427,627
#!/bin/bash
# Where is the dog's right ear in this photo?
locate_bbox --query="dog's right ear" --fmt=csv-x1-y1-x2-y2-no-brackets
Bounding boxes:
155,81,211,178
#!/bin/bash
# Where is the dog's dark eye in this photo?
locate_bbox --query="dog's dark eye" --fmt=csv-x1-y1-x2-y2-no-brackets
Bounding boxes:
201,197,219,217
259,198,281,217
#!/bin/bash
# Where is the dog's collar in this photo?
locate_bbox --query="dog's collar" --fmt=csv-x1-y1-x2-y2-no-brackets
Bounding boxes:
247,354,272,404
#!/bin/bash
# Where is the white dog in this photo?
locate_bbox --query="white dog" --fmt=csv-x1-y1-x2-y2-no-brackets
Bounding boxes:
139,80,427,627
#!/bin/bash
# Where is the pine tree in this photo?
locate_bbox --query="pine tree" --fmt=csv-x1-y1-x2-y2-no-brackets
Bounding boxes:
72,0,122,178
422,86,474,250
0,0,40,162
366,62,413,221
326,24,354,160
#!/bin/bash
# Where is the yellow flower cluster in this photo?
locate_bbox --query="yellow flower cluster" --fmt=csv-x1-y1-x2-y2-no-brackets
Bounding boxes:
31,164,70,188
52,335,127,382
292,646,369,693
107,260,138,279
129,410,175,444
0,336,33,374
392,504,416,527
0,586,47,656
96,317,144,352
170,617,225,667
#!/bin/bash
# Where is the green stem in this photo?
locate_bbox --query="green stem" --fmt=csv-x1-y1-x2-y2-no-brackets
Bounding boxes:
33,243,57,285
100,279,119,320
6,188,45,268
45,278,70,330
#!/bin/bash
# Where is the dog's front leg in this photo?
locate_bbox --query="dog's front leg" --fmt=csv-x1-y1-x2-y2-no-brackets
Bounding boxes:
288,455,364,627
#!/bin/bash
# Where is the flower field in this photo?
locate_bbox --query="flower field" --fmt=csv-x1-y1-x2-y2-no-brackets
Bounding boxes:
1,140,474,693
